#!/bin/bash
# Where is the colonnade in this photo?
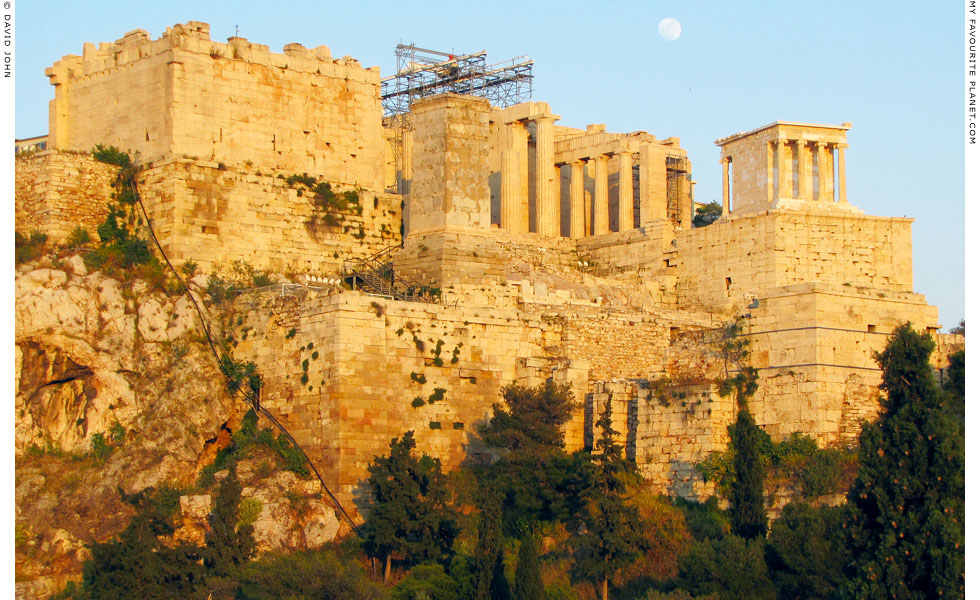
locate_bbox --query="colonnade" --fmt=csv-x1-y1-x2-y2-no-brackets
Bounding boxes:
497,113,638,238
719,138,847,215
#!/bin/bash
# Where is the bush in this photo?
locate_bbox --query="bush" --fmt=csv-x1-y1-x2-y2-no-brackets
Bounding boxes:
66,226,92,248
92,144,132,168
238,498,263,527
15,230,48,264
235,548,382,600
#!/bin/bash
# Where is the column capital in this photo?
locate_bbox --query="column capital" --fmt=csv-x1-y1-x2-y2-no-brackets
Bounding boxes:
835,143,849,150
815,141,827,148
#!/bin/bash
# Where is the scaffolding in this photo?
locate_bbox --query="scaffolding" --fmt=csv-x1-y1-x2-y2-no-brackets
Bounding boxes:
381,44,533,118
666,155,691,227
382,44,533,192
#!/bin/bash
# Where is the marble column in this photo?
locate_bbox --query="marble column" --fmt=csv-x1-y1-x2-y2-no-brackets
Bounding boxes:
796,140,809,201
617,151,633,231
570,159,585,238
500,149,521,231
721,156,730,216
592,155,610,234
837,144,847,203
778,140,793,199
534,116,559,236
815,142,830,202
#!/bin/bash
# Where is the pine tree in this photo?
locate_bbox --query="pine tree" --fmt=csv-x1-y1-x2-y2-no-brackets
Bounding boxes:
479,381,590,534
362,431,458,583
843,323,965,598
204,464,256,577
513,534,546,600
572,398,645,600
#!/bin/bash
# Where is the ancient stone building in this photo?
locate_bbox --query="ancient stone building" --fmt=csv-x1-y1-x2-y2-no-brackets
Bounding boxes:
15,22,959,513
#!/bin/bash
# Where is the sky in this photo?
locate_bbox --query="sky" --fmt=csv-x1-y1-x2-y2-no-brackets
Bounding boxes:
11,0,968,327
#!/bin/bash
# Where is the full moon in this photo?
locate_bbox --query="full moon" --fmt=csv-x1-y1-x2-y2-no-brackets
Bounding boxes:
658,18,682,41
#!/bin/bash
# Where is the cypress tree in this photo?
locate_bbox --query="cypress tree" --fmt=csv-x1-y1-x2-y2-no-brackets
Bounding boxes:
729,407,767,539
843,323,964,598
513,534,545,600
203,464,256,577
475,491,510,600
572,398,645,600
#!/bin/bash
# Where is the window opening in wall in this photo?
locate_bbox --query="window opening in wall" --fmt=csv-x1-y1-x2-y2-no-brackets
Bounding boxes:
868,324,877,333
725,277,732,296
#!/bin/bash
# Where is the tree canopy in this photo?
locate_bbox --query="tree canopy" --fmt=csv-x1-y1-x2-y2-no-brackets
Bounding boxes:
843,323,965,598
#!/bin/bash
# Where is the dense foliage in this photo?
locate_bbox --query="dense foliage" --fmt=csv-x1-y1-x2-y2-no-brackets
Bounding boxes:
842,323,965,598
362,431,459,582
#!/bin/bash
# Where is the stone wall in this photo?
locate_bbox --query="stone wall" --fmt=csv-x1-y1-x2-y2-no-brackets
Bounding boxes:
137,160,401,276
47,21,384,190
14,152,116,242
228,288,716,514
588,380,733,500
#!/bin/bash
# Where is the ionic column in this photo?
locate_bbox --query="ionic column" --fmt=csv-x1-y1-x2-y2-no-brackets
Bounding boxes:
570,159,585,239
592,155,610,234
836,144,848,203
617,151,633,231
815,142,830,202
500,149,521,232
796,140,809,201
721,156,730,216
778,139,793,199
534,116,559,237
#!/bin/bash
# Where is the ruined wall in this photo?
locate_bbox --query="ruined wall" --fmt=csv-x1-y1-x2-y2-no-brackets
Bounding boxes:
47,21,385,190
588,380,733,500
14,152,116,242
138,160,401,276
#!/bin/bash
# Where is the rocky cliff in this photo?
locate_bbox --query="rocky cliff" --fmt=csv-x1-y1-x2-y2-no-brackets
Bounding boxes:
15,254,341,599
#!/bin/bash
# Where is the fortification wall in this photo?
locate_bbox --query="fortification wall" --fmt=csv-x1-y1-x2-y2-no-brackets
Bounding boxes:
47,22,384,190
228,289,721,513
138,160,401,276
14,152,116,242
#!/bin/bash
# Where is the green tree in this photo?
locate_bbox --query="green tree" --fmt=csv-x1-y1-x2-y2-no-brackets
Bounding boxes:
728,407,767,539
572,398,646,600
204,465,256,578
692,201,722,227
843,323,965,599
677,535,776,600
513,534,546,600
82,486,204,599
479,381,589,535
362,431,459,583
392,563,460,600
235,548,383,599
765,501,846,599
475,490,511,600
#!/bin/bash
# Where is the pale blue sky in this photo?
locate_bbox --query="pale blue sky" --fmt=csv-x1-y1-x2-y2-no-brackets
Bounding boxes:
14,1,965,327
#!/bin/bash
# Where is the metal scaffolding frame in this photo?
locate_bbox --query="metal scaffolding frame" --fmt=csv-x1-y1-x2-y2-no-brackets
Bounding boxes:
381,44,533,118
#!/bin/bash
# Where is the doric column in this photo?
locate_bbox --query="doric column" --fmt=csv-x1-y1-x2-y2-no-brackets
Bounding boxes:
500,149,522,231
721,156,730,216
766,141,774,203
592,155,610,234
778,139,793,198
796,140,809,200
570,159,585,238
534,116,559,236
836,144,848,203
617,151,633,231
815,142,830,202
